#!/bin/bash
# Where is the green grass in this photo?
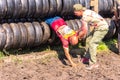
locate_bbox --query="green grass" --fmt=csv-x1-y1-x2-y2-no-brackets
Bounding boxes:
0,51,4,59
97,42,109,51
97,38,117,51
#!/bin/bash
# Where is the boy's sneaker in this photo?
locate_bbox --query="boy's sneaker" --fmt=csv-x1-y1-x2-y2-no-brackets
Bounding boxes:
81,57,89,64
86,63,99,70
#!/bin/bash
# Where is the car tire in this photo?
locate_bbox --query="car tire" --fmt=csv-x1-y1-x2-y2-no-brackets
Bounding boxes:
0,25,6,50
32,22,43,46
2,23,14,50
40,22,50,44
18,22,28,48
24,22,35,47
10,23,21,49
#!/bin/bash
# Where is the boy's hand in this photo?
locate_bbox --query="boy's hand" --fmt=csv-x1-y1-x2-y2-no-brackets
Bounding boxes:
71,63,77,67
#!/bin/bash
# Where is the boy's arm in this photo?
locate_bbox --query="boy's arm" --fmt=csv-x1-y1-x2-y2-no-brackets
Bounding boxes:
63,47,77,67
60,37,76,67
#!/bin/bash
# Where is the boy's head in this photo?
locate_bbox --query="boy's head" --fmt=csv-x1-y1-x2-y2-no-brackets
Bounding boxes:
68,35,78,46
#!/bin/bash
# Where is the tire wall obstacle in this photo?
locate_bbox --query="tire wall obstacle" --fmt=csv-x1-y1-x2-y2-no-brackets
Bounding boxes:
115,0,120,54
0,0,118,50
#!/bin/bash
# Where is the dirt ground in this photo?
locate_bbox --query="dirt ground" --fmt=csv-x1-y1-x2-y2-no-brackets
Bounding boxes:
0,48,120,80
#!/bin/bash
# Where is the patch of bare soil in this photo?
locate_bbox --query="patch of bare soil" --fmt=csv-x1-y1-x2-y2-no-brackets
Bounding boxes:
0,50,120,80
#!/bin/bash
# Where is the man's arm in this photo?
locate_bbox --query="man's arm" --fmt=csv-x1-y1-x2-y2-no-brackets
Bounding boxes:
78,20,88,40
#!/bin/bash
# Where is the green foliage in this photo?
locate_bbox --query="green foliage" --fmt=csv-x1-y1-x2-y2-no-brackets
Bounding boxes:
97,42,109,51
97,38,117,51
13,58,23,64
0,51,4,59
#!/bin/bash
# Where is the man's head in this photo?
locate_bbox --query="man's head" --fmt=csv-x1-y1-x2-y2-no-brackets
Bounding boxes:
73,4,86,16
68,35,78,46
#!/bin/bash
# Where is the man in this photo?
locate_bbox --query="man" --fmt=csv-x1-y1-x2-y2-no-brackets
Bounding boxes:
73,4,109,70
45,16,86,67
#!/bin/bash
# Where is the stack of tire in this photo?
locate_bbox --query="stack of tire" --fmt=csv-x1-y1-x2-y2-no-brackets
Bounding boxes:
0,22,51,50
0,19,83,50
104,18,116,39
115,0,120,54
98,0,114,17
0,0,117,50
0,0,90,20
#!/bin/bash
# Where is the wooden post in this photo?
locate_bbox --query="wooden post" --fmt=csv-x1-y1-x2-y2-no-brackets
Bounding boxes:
90,0,99,13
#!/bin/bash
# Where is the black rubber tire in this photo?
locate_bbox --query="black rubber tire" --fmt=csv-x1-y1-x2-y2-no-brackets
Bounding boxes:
65,21,70,26
104,18,110,39
61,0,70,16
40,22,50,43
66,0,72,16
48,0,57,17
101,0,105,11
0,0,7,19
65,20,73,29
32,22,43,46
2,23,14,50
7,19,14,23
103,0,109,11
20,18,27,22
70,20,79,31
104,19,116,39
0,25,6,50
107,0,113,11
41,0,49,18
18,22,28,48
118,32,120,54
27,0,36,18
98,0,103,12
47,27,56,44
13,0,22,18
20,0,29,18
6,0,15,19
68,0,75,16
73,0,80,4
0,19,7,24
85,0,90,9
110,20,116,38
34,0,43,18
48,30,60,45
79,0,85,6
56,0,62,15
74,19,82,29
24,22,35,47
10,23,21,49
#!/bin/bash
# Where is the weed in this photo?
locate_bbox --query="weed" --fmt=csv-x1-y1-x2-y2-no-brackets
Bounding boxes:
0,51,4,59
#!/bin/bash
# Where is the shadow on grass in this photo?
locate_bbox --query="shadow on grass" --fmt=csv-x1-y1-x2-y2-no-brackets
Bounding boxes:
49,43,86,66
1,44,53,56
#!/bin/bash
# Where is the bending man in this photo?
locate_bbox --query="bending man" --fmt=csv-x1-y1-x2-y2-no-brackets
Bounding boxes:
73,4,109,70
